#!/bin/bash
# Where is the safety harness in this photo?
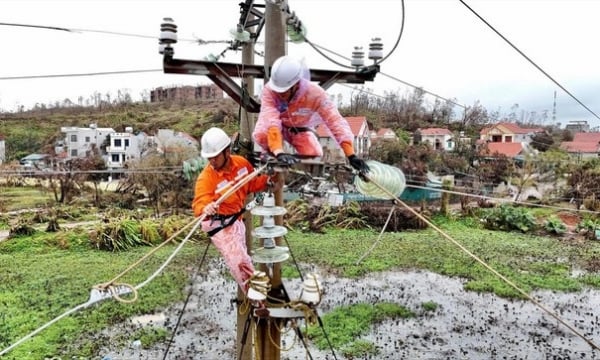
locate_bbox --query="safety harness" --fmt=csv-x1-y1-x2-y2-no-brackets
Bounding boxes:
206,208,246,236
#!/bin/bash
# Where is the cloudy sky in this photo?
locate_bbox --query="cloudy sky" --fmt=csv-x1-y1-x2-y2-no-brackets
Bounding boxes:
1,0,599,128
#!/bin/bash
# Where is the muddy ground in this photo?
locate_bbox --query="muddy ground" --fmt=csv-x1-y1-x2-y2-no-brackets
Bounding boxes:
97,258,600,360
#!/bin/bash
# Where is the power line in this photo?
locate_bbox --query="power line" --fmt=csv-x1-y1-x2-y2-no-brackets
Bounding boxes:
458,0,600,122
0,69,162,81
0,22,231,44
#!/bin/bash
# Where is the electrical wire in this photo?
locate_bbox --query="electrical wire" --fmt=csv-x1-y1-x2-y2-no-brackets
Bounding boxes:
287,0,405,69
0,69,162,81
0,22,231,44
458,0,600,122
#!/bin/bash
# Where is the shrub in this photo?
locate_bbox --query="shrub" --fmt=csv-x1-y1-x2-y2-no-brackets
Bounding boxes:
481,204,536,233
544,216,567,235
576,219,600,240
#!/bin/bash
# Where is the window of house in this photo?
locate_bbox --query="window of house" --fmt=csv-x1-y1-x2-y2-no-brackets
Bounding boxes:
124,139,130,147
70,134,77,142
111,154,120,162
114,139,122,147
70,149,78,157
85,136,90,143
505,136,513,143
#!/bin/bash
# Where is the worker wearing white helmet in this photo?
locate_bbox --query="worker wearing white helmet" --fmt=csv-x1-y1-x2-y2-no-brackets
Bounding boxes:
252,55,369,173
192,127,274,293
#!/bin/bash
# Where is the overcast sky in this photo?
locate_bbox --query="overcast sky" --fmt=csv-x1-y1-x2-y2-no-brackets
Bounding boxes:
1,0,600,129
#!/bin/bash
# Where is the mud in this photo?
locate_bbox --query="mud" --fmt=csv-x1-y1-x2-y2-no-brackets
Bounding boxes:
100,259,600,360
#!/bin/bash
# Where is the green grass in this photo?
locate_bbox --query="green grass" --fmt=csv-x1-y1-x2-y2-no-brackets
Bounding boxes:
2,213,600,358
0,185,55,212
283,219,600,298
306,302,414,357
0,231,212,359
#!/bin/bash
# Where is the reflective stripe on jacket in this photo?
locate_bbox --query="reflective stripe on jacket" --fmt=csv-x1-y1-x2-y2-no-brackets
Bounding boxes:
192,155,268,217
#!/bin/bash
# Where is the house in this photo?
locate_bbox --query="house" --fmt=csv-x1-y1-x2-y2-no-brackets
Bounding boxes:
565,120,590,133
60,124,115,159
150,84,224,102
479,122,544,144
415,128,454,151
560,132,600,160
19,153,50,169
154,129,199,154
316,116,370,162
58,125,199,171
370,128,397,142
106,129,199,169
105,128,153,170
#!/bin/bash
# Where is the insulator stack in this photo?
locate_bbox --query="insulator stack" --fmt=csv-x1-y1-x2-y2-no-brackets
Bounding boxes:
158,17,178,55
351,46,365,68
368,37,383,62
251,194,290,264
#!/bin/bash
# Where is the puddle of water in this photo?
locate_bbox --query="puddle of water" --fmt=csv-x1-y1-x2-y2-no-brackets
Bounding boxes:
100,260,600,359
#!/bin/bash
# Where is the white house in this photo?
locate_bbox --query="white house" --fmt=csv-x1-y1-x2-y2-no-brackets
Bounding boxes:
316,116,370,162
479,122,544,145
60,124,115,159
105,127,154,170
416,128,455,151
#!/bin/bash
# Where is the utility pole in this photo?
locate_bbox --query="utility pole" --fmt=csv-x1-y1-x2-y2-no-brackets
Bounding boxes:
237,13,256,360
159,5,379,358
255,2,287,359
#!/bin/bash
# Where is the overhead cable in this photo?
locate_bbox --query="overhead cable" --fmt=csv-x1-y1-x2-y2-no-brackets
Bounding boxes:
458,0,600,122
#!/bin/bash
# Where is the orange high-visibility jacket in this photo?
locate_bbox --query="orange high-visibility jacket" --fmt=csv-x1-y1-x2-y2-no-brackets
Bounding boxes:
253,78,355,156
192,155,268,217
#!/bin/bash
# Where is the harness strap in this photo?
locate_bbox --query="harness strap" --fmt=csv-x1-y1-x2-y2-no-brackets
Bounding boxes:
286,126,311,135
206,208,246,236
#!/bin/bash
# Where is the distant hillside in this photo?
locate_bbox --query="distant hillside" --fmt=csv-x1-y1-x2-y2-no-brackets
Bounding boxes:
0,99,242,161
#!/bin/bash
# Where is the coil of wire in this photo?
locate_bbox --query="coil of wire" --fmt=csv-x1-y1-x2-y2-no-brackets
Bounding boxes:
354,160,406,200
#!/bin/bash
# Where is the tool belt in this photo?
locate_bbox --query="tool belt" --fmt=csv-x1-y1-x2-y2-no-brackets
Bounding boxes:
206,209,245,236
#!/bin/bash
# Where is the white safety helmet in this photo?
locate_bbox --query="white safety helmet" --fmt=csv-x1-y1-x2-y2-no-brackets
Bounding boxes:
267,55,303,93
200,127,231,158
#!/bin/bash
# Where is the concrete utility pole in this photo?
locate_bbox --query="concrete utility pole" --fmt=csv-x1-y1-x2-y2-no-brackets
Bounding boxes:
255,2,287,359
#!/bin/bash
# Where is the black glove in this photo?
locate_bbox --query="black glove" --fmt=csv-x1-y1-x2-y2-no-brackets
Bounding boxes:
276,153,299,166
348,155,370,173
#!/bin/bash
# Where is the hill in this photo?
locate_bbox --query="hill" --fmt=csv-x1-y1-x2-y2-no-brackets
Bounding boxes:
0,99,241,162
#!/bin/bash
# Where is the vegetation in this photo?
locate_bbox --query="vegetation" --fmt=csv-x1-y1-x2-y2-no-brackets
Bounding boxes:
2,93,600,358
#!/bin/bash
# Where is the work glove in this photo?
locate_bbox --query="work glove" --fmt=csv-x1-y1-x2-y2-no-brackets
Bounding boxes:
348,155,370,173
276,153,299,166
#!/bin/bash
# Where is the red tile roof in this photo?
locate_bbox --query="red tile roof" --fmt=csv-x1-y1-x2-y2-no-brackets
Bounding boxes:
419,128,452,136
316,116,367,137
480,122,543,135
572,132,600,143
346,116,367,135
560,141,600,153
480,142,524,157
560,132,600,153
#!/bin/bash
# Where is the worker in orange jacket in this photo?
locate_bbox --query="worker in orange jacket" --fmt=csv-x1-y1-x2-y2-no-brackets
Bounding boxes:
192,127,274,293
252,55,370,174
